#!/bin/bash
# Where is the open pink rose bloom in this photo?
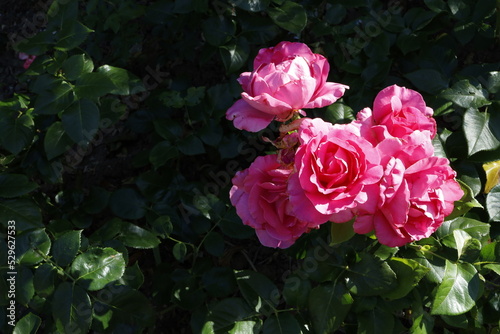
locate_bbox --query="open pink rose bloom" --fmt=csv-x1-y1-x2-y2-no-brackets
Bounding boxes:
226,41,349,132
228,42,463,249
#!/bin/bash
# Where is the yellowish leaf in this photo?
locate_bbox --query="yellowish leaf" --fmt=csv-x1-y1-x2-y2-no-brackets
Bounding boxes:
483,160,500,193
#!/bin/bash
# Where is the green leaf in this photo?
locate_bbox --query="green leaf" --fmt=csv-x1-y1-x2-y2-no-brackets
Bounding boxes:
33,263,56,297
201,267,237,298
202,16,235,46
236,270,279,314
262,312,302,334
70,247,126,291
0,174,37,198
219,39,249,73
0,199,43,231
330,220,355,245
453,229,481,262
82,186,110,214
97,65,146,95
484,264,500,276
16,228,51,265
0,112,34,154
383,258,430,300
445,180,482,220
345,254,397,296
149,141,179,169
431,261,481,315
52,282,92,333
308,283,353,334
44,121,73,160
117,223,160,249
441,80,491,108
61,99,100,144
52,230,82,267
92,286,155,329
17,265,34,306
463,108,500,156
55,21,93,51
205,298,256,333
404,69,449,94
62,54,94,81
14,312,42,334
34,81,74,115
178,135,206,156
109,188,147,220
486,184,500,221
436,217,490,247
267,1,307,35
173,242,187,262
74,72,116,99
283,275,311,308
324,103,355,125
357,307,395,334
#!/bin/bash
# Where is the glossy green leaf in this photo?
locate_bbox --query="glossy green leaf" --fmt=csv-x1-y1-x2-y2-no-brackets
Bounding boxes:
55,21,93,51
117,223,160,249
405,69,449,94
52,282,92,333
0,112,34,155
13,312,42,334
62,54,94,81
267,1,307,35
324,103,355,125
308,283,353,334
109,188,147,220
0,199,43,231
44,121,73,160
383,258,430,300
441,80,491,108
17,265,34,306
34,81,74,115
0,174,37,198
70,247,126,291
97,65,146,95
204,298,256,333
236,270,279,313
16,228,51,265
453,229,481,262
52,230,82,267
345,254,397,296
431,261,481,315
437,217,490,247
445,180,482,220
61,99,100,144
219,39,249,73
74,72,116,99
486,184,500,221
463,108,500,156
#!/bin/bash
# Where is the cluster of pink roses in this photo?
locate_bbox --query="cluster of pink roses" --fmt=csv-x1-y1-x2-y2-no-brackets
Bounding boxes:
227,41,463,248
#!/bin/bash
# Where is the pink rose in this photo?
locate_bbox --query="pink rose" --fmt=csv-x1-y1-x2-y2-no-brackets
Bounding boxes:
226,41,349,132
354,131,463,247
229,154,311,248
19,52,36,69
288,118,383,225
356,85,436,138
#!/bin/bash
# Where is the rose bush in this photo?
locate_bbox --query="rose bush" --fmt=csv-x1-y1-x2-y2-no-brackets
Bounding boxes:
226,41,348,132
230,154,311,248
